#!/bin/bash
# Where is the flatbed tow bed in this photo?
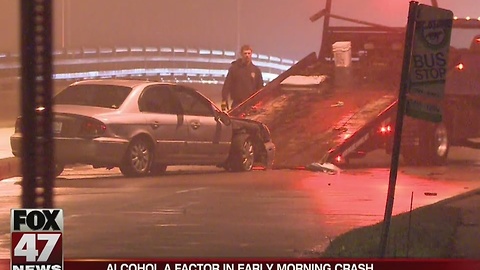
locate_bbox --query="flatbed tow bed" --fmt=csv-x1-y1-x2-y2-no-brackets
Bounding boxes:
229,55,398,169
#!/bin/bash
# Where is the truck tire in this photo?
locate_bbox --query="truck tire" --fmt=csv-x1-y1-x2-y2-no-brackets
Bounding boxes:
402,122,449,166
426,122,449,165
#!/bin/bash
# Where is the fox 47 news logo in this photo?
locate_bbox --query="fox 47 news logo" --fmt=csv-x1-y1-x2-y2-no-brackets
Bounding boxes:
10,209,63,270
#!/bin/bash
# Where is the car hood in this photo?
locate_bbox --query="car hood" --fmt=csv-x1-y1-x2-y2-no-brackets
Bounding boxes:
230,117,272,142
230,117,263,126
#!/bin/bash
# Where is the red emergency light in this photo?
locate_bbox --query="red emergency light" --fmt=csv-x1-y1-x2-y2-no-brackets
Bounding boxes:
379,125,392,135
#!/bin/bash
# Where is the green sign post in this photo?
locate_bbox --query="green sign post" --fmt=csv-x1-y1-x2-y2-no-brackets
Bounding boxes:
380,2,453,258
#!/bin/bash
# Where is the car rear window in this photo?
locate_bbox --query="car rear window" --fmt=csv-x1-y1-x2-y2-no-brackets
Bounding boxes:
54,84,132,109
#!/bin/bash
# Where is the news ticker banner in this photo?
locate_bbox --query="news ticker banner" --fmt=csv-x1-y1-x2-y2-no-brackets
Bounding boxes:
6,209,480,270
1,259,480,270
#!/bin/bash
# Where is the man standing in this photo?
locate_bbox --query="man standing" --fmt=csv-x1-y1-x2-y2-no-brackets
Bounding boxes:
221,44,264,111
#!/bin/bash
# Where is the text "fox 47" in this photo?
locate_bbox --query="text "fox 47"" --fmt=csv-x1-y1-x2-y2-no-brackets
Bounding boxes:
10,209,64,270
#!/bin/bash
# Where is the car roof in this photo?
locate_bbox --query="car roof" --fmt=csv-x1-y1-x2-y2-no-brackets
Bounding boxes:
70,79,175,88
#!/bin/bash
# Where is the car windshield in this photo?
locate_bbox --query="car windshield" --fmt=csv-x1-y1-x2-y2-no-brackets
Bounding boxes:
54,84,132,109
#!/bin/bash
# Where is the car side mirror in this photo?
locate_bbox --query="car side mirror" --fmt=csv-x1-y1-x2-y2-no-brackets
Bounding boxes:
215,111,231,126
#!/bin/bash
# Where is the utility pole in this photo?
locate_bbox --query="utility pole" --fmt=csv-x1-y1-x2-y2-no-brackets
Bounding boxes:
20,0,55,208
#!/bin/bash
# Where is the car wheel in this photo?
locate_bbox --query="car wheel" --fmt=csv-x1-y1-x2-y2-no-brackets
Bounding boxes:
228,134,255,172
54,163,65,178
150,163,167,175
119,137,153,177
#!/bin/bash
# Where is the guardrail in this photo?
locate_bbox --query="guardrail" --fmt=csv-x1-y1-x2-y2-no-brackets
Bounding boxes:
0,46,297,85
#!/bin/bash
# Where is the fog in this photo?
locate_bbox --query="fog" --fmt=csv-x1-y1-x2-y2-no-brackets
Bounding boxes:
0,0,479,60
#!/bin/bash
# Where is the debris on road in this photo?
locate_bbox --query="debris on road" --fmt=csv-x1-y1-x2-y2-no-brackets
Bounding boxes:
306,162,341,174
330,101,344,107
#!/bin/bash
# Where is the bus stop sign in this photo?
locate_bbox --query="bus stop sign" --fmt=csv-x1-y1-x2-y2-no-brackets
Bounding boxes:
406,4,453,123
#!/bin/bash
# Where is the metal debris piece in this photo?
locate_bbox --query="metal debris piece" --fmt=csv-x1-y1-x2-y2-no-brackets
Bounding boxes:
306,162,341,174
331,101,344,107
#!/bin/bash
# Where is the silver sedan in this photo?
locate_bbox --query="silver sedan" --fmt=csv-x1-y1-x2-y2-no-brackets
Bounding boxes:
10,79,275,177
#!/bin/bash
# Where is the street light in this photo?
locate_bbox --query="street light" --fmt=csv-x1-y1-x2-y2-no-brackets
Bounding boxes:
61,0,70,48
61,0,65,48
236,0,240,53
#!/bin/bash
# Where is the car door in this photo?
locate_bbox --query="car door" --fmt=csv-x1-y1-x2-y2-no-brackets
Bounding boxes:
172,85,232,163
138,85,189,162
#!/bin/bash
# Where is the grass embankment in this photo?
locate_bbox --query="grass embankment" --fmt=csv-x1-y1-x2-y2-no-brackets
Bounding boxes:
321,202,460,258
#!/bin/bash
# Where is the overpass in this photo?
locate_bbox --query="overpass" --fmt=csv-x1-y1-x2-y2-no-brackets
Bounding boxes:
0,46,296,86
0,46,297,126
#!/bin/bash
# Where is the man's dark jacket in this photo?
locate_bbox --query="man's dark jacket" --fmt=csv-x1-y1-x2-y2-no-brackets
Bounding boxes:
221,59,264,106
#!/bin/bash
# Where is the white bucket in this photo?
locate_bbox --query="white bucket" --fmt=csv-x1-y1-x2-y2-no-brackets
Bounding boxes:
332,41,352,67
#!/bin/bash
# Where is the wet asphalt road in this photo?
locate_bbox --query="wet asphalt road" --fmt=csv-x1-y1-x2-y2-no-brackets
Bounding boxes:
1,146,480,259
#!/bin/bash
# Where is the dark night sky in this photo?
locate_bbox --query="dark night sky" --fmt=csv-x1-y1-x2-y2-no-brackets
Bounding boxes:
0,0,478,60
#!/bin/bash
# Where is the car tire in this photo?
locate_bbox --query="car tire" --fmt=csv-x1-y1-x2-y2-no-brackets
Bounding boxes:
150,163,167,175
228,134,255,172
119,137,153,177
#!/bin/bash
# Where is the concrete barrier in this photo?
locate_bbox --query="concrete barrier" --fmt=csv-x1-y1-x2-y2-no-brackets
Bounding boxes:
0,157,20,180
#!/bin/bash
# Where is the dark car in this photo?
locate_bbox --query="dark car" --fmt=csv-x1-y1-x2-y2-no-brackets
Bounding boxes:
10,79,275,177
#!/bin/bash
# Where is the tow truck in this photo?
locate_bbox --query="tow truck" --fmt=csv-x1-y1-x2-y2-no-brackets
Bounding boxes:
228,0,480,169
